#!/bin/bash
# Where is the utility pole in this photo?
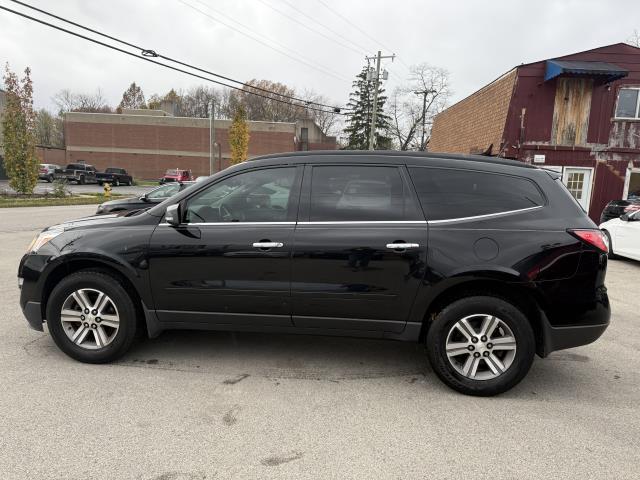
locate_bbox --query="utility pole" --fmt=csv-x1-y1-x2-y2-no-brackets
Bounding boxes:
209,99,216,175
366,51,395,150
414,89,437,151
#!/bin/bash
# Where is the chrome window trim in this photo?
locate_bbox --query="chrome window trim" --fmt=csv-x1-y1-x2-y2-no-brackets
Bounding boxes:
157,206,542,227
298,220,427,225
158,221,296,226
426,205,543,225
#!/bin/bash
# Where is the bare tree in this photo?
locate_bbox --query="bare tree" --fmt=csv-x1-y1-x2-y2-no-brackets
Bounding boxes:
225,79,307,123
387,63,451,151
34,109,64,147
118,82,146,110
53,88,112,114
628,29,640,47
301,90,342,136
179,86,221,118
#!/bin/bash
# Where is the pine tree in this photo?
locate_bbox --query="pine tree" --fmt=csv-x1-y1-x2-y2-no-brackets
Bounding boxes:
343,66,392,150
2,65,38,194
228,106,250,165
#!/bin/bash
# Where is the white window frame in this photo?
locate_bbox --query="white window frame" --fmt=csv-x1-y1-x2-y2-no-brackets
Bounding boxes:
623,166,640,200
614,87,640,120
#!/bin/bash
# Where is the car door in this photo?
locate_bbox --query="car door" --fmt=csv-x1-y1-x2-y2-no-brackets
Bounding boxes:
148,165,302,327
291,163,427,333
615,211,640,260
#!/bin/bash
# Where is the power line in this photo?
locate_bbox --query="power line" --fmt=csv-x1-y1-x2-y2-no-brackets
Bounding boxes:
257,0,365,57
184,0,350,82
0,4,347,115
315,0,413,72
278,0,370,54
5,0,346,111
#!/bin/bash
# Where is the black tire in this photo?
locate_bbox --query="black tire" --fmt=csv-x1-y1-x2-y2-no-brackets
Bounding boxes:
46,270,138,363
114,178,120,187
602,230,618,259
79,175,85,185
97,181,103,186
426,296,535,396
47,174,53,183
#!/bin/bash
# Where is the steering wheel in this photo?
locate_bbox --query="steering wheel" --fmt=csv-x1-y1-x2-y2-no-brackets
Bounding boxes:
220,203,235,222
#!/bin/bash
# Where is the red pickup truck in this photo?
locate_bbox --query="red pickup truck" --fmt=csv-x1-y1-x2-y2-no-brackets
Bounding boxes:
160,168,193,184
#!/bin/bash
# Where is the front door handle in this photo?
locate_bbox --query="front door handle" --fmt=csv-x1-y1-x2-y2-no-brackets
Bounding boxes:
252,242,284,249
386,243,420,250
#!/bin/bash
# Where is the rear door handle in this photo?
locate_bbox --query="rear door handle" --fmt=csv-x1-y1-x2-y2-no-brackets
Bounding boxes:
386,243,420,250
252,242,284,248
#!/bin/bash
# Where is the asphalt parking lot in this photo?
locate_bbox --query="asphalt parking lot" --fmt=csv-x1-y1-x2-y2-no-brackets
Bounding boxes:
1,206,639,480
0,179,155,197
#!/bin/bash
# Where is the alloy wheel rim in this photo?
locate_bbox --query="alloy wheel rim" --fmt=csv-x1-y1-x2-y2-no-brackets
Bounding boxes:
60,288,120,350
445,314,517,380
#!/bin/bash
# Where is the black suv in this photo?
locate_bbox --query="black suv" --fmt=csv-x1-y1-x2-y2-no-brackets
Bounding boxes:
18,152,610,396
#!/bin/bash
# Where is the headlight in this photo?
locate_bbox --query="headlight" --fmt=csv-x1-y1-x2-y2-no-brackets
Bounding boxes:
26,227,64,253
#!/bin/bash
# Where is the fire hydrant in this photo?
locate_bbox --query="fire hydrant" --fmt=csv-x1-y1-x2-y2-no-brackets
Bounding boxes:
103,182,112,198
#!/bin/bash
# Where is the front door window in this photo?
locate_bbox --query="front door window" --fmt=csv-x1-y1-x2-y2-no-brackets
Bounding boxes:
185,167,297,223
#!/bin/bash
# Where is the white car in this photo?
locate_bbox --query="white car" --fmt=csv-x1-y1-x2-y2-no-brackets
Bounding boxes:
600,210,640,261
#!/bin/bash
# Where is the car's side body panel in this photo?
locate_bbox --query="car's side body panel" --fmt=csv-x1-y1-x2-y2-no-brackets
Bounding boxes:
18,151,611,359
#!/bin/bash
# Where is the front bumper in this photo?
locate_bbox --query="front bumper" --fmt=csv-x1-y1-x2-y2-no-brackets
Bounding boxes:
22,301,44,331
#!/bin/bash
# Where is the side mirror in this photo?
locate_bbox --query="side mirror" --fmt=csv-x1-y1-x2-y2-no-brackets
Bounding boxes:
165,204,181,226
140,194,149,202
620,213,629,222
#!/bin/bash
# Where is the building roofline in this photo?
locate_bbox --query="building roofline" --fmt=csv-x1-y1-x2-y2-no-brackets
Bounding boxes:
518,41,640,68
64,110,299,127
435,67,517,116
435,42,640,120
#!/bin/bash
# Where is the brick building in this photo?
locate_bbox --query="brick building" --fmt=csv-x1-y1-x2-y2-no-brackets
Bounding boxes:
63,109,336,179
430,43,640,221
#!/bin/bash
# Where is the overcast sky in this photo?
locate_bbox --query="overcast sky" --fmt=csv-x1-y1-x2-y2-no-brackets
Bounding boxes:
1,0,639,113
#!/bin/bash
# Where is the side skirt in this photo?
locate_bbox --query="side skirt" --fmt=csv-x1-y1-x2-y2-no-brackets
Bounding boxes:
142,307,422,342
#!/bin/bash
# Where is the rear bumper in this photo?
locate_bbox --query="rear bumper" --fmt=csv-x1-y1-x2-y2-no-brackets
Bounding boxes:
538,293,610,357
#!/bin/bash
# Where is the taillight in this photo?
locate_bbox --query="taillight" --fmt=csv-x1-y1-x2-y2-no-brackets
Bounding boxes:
624,204,640,212
568,229,608,253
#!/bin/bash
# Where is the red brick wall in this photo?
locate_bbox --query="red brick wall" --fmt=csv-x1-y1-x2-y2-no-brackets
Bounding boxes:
66,122,296,156
65,122,298,179
35,147,66,165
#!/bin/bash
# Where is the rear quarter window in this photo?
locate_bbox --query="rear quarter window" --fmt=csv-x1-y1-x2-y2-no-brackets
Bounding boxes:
409,167,545,221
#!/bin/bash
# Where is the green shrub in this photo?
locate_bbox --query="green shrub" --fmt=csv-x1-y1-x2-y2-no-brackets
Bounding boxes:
51,179,69,198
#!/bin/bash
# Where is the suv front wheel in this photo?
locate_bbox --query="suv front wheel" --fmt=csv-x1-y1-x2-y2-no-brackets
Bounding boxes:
46,270,138,363
426,296,535,396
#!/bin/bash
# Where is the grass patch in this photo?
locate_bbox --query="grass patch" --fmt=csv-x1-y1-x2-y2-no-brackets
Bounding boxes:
0,194,125,208
134,180,160,187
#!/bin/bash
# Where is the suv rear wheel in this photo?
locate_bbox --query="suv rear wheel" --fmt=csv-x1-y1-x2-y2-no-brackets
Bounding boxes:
426,296,535,396
46,270,138,363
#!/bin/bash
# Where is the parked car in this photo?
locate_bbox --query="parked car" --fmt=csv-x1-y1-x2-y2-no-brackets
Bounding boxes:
18,151,610,396
160,168,192,184
96,167,133,187
600,209,640,261
95,181,195,215
53,163,98,184
599,198,640,223
38,164,60,183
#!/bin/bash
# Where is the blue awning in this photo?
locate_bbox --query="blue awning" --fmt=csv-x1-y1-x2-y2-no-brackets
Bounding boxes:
544,60,628,82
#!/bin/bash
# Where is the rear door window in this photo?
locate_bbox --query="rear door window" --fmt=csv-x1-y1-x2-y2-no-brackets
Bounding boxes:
409,167,545,221
309,165,418,221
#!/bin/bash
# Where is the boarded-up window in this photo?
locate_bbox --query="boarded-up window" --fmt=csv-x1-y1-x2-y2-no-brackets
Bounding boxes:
551,78,593,146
